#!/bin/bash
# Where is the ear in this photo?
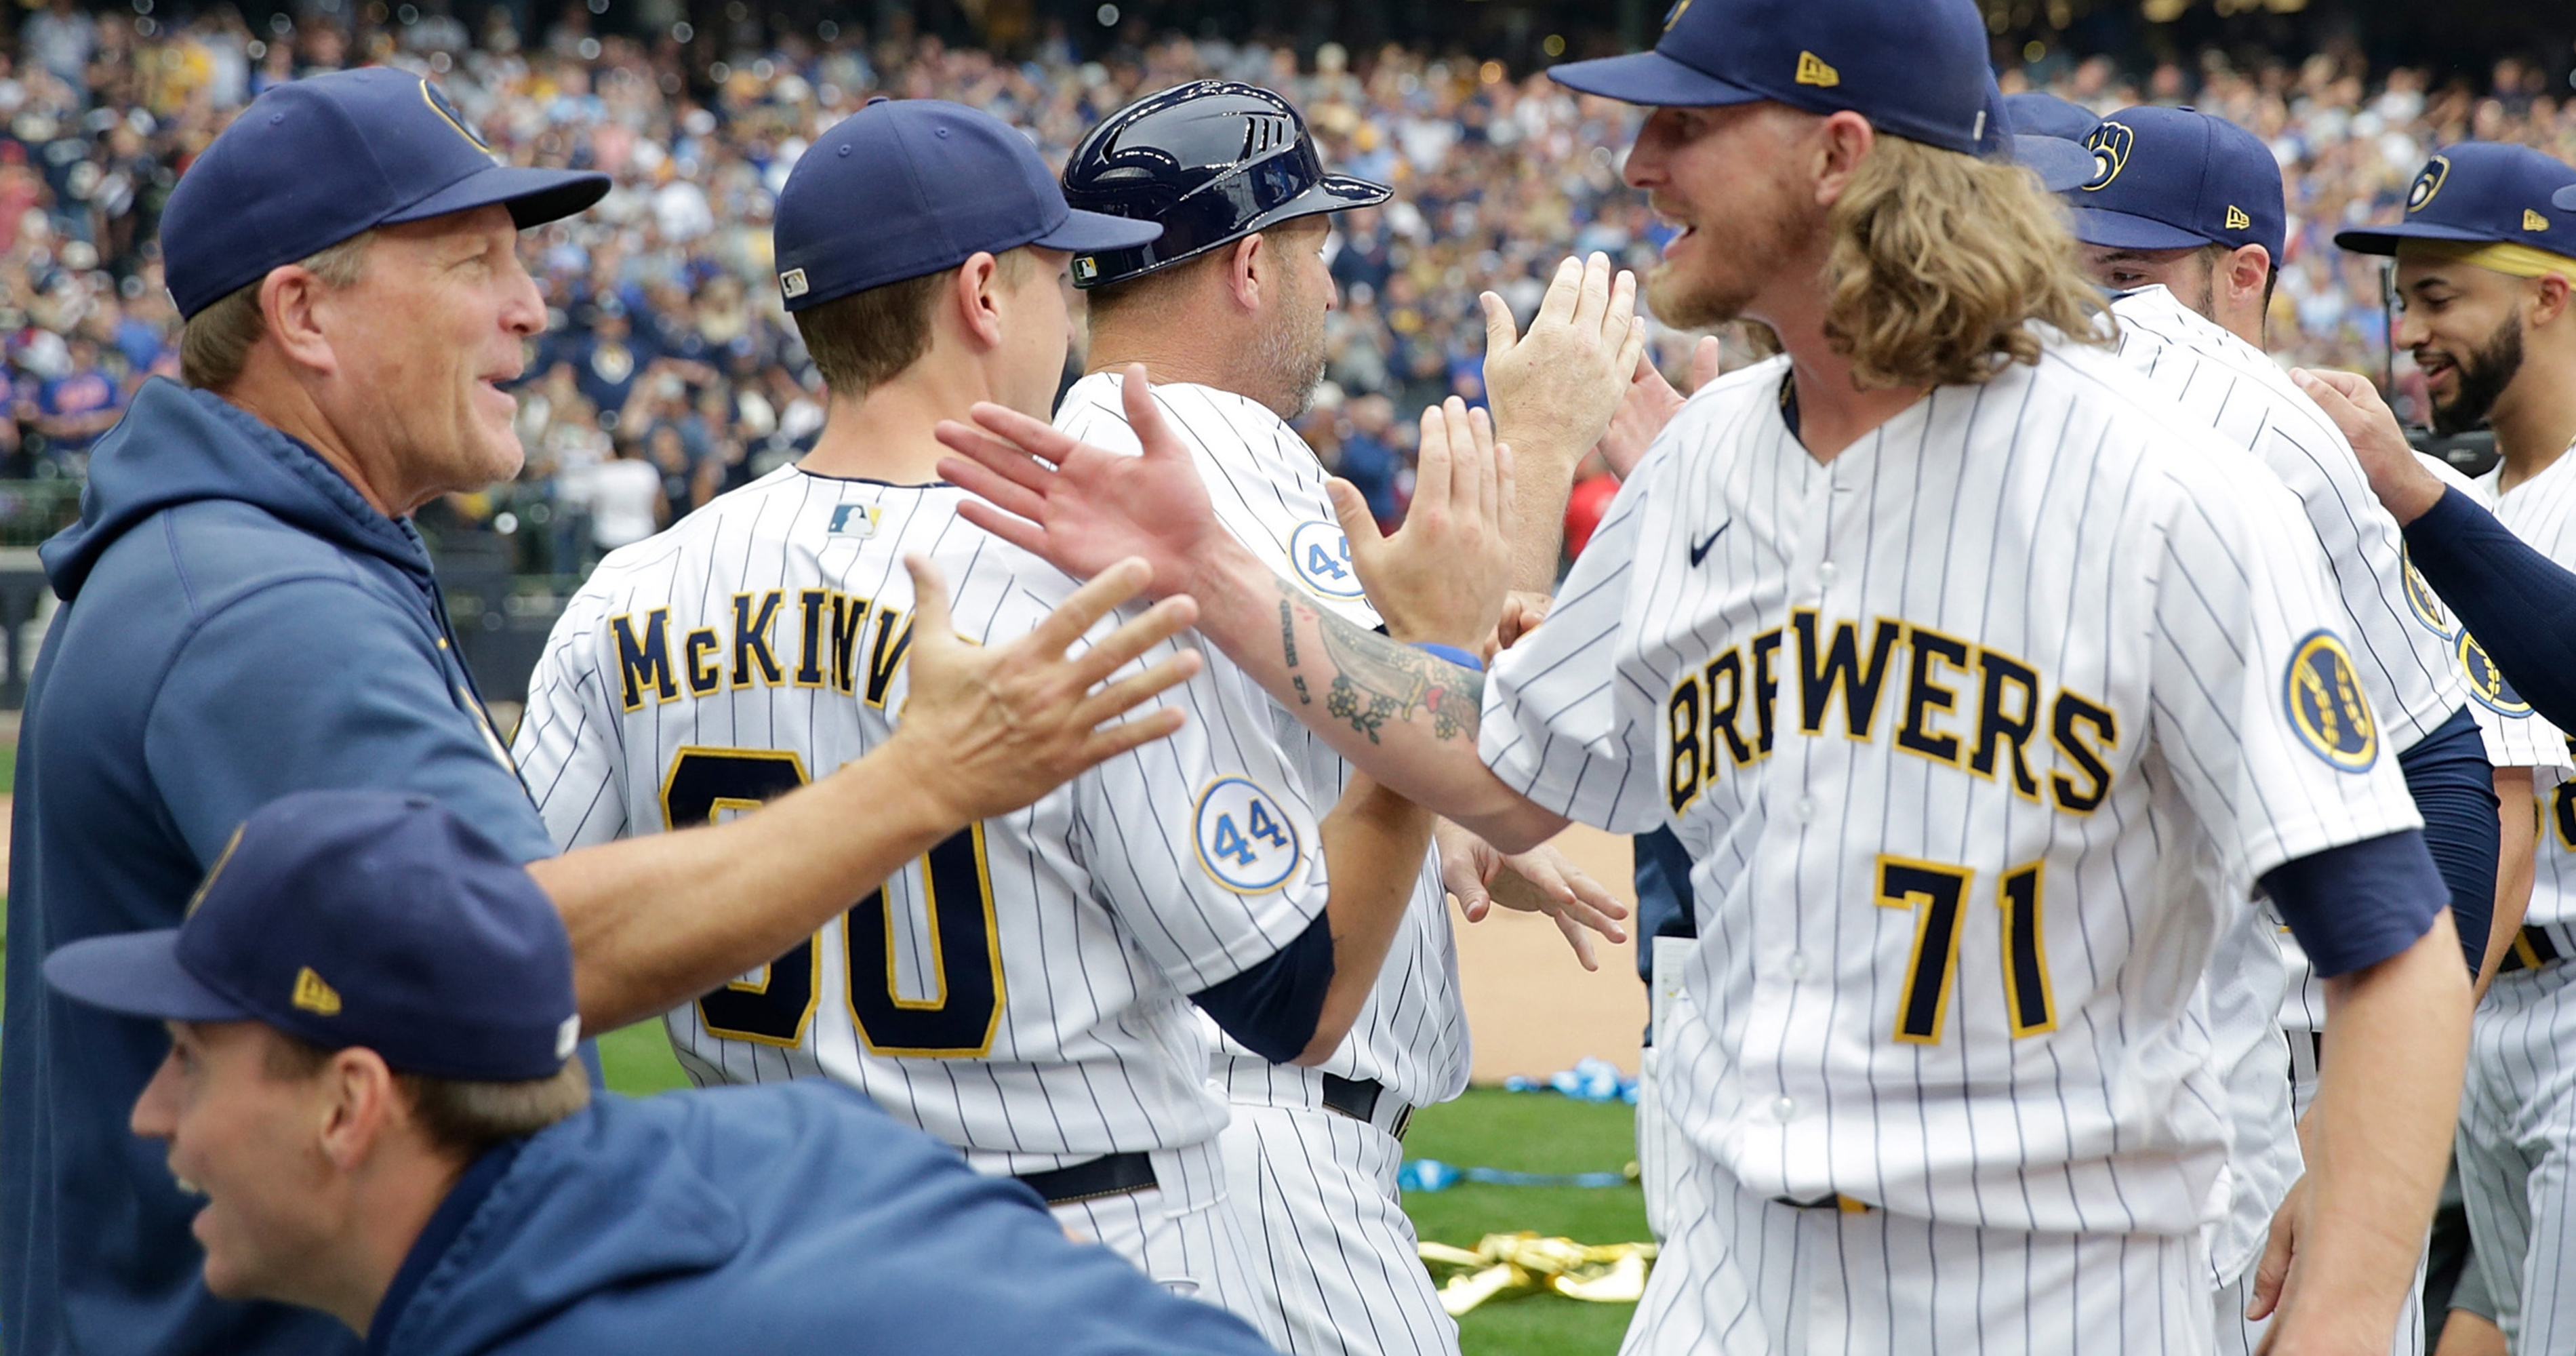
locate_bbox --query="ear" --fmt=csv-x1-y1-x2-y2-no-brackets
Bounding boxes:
951,252,1007,351
2226,244,2274,306
315,1046,401,1172
1222,234,1266,315
259,266,344,379
1811,111,1877,209
2531,272,2572,330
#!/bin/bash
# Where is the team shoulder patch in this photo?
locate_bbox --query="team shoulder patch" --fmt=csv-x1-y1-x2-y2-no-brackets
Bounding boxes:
1287,519,1368,600
2457,629,2532,716
1192,776,1303,894
2399,546,2457,639
2282,629,2379,771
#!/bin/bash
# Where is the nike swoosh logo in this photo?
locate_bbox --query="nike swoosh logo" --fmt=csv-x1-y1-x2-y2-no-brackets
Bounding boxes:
1688,523,1730,567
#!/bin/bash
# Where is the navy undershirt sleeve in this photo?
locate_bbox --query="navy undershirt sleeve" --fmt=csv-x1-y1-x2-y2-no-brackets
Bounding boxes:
2404,486,2576,730
1190,911,1335,1064
2396,706,2499,978
2261,829,2447,978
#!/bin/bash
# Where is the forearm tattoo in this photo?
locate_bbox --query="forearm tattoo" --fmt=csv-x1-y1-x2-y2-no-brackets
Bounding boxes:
1279,582,1483,744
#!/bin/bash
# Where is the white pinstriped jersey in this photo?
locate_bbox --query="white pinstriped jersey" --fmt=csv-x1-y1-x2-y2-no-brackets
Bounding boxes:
1479,340,2423,1235
1056,373,1469,1111
2108,285,2474,1281
512,466,1336,1174
2473,442,2576,932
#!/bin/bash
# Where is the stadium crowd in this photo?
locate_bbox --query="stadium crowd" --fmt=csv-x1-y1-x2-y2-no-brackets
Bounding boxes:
3,3,2574,574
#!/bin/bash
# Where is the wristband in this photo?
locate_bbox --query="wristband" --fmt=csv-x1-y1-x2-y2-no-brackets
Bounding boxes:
1410,641,1484,673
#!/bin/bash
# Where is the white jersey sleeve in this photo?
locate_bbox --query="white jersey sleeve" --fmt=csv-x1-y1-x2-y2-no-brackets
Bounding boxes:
511,583,635,851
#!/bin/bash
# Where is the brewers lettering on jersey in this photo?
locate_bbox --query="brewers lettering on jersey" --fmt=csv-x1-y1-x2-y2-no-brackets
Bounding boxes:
1474,337,2425,1351
512,465,1336,1307
1058,370,1468,1356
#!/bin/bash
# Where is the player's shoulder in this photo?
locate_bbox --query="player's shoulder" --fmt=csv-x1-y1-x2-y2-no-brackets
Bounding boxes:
1636,354,1793,470
2030,334,2310,519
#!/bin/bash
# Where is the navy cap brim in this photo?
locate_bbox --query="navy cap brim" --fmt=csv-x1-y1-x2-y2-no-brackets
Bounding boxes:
1030,205,1165,254
2332,220,2507,257
2068,205,2222,252
1548,50,1765,108
44,931,249,1024
384,164,611,231
2014,136,2099,194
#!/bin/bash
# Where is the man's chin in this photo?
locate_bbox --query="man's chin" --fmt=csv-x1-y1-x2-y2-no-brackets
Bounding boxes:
1645,264,1745,334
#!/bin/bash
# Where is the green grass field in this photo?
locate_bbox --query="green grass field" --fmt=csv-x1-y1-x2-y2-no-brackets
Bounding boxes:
599,1024,1646,1355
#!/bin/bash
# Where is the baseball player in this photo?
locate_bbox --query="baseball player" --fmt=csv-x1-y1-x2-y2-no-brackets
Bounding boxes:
933,0,2478,1348
2036,101,2531,1353
1050,82,1635,1356
2322,142,2576,1354
511,99,1458,1313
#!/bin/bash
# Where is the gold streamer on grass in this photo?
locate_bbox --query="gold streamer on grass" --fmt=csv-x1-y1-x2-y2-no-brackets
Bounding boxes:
1417,1233,1657,1316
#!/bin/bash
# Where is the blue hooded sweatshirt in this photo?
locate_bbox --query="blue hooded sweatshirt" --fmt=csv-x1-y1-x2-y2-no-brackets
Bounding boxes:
364,1081,1276,1356
1,378,552,1356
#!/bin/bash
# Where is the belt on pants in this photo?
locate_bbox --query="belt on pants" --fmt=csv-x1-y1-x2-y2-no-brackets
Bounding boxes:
1014,1151,1159,1207
2499,923,2576,974
1771,1193,1874,1213
1321,1073,1415,1141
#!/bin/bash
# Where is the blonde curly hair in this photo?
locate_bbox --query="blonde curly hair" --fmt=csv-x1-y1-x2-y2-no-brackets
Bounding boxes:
1821,136,2111,391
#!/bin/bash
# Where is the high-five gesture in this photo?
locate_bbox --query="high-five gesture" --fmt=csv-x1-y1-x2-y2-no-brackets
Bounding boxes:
936,366,1229,601
1330,397,1516,648
1596,334,1725,479
1481,253,1647,472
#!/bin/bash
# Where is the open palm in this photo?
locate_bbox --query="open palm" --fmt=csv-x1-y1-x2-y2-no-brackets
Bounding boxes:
935,364,1227,598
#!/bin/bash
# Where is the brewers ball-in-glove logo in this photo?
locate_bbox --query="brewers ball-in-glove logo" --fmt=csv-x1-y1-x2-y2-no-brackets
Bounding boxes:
2080,122,2133,193
2284,630,2379,770
2457,629,2532,716
1192,776,1302,894
2400,547,2457,639
420,79,496,157
2409,155,2451,213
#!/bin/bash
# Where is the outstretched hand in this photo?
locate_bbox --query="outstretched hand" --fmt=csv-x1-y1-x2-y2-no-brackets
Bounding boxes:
1333,397,1515,649
935,365,1227,599
893,553,1203,826
1596,336,1724,479
2290,367,2445,525
1481,254,1647,474
1434,820,1630,971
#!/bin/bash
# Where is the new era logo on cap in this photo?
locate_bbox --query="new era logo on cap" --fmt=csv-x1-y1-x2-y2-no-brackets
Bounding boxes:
1795,52,1839,87
2226,205,2251,231
292,965,342,1016
2528,209,2552,233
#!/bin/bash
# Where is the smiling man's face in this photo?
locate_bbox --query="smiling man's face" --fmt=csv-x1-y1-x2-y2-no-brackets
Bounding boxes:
1624,101,1826,330
2394,252,2536,437
129,1021,344,1304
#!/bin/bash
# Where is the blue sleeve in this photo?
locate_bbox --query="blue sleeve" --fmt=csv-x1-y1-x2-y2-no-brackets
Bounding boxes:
1190,911,1334,1063
2396,706,2499,978
1630,826,1698,984
2260,829,2447,978
143,577,555,867
2404,486,2576,730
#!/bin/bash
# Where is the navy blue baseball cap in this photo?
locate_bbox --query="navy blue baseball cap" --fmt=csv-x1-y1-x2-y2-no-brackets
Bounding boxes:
2064,106,2285,262
773,98,1163,312
160,68,608,319
2337,142,2576,256
44,791,579,1082
1983,77,2097,193
1548,0,1992,156
2002,90,2101,143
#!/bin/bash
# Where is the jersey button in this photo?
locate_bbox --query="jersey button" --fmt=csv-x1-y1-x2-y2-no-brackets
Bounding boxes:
1785,951,1809,979
1772,1096,1796,1121
1794,796,1817,822
1817,561,1838,586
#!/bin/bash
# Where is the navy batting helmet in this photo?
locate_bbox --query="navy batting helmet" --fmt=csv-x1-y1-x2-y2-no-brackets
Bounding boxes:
1061,81,1391,290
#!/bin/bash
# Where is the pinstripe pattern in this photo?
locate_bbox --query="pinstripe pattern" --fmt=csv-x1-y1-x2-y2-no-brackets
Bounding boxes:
2209,1264,2423,1356
2453,435,2576,1351
2107,286,2476,1302
1478,335,2423,1267
1625,1138,2211,1355
1050,1140,1264,1309
1058,373,1467,1355
510,466,1337,1304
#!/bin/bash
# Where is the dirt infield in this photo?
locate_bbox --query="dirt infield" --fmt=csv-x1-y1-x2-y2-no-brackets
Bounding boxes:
1453,826,1647,1083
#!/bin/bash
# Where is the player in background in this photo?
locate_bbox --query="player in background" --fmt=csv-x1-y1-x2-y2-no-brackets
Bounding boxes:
932,0,2478,1349
1052,81,1636,1356
510,99,1469,1313
2024,99,2531,1355
2306,143,2576,1356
